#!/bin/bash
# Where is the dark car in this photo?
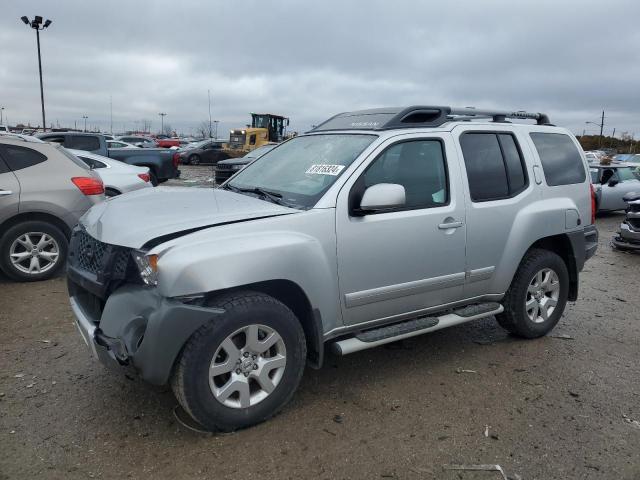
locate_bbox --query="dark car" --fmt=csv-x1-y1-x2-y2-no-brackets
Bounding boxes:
214,143,278,184
179,140,228,165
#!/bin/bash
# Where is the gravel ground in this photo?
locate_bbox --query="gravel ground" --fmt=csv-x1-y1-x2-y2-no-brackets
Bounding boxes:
1,213,639,480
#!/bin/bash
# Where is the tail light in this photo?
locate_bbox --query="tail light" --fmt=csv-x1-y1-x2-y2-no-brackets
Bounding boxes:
590,183,596,224
138,173,150,183
72,177,104,195
172,152,180,168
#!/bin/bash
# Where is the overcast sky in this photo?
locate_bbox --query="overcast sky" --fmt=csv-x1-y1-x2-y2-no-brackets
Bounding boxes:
1,0,639,137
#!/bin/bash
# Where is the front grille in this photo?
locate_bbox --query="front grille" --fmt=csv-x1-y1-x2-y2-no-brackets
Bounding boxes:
68,227,134,298
216,163,234,170
628,219,640,230
74,229,108,275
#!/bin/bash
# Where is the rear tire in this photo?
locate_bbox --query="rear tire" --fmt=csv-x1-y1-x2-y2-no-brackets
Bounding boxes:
496,248,569,338
0,221,68,282
171,291,306,432
149,171,158,186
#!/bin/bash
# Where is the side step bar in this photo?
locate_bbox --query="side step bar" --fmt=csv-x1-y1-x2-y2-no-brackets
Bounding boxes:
332,302,503,356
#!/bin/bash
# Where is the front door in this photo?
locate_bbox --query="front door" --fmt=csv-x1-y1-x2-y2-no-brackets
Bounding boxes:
336,134,467,326
599,168,640,211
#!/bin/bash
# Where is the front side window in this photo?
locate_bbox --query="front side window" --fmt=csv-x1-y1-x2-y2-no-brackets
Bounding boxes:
227,134,376,209
530,133,586,186
0,144,47,171
460,132,528,201
359,139,448,209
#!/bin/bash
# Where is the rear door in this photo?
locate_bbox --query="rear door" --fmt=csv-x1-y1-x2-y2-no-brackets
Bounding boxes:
452,125,537,299
0,154,20,225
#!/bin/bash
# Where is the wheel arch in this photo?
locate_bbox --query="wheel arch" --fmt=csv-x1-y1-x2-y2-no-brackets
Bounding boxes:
0,211,72,240
527,234,579,301
204,279,324,368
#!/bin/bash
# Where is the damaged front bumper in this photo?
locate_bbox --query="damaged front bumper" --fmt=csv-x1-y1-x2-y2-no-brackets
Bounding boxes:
612,222,640,251
69,281,224,385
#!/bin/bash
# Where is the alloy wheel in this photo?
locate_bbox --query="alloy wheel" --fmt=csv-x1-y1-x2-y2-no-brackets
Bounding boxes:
9,232,60,275
209,324,287,409
525,268,560,323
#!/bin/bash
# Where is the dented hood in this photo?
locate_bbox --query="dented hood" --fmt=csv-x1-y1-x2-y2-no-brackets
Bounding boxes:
81,187,297,249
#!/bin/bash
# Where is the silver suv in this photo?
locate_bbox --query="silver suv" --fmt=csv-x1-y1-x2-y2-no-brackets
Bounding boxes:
68,106,598,431
0,136,104,281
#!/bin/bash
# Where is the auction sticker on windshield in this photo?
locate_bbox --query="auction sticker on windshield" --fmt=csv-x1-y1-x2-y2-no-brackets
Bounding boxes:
306,164,345,175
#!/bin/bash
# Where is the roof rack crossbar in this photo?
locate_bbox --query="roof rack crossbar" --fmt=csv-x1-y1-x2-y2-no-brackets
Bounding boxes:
448,108,550,125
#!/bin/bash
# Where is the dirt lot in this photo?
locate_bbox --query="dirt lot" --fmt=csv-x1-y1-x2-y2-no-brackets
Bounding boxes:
1,212,639,480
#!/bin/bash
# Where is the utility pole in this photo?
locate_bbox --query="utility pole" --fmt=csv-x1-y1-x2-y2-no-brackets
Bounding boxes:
600,110,604,137
82,115,88,132
0,107,4,125
158,112,167,134
21,16,52,132
208,89,213,138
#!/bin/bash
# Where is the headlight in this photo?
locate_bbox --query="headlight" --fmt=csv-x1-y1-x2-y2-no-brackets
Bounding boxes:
231,164,245,170
133,251,158,286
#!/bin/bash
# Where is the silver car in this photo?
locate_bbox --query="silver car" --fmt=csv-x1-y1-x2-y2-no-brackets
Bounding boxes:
68,105,597,431
590,164,640,211
0,136,104,281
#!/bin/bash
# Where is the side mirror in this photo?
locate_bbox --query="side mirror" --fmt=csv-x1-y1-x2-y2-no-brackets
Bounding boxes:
608,179,619,187
358,183,406,213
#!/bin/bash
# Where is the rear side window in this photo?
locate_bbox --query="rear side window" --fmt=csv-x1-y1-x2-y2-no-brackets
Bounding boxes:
460,132,528,201
67,135,101,151
530,133,586,186
0,144,47,171
79,156,107,169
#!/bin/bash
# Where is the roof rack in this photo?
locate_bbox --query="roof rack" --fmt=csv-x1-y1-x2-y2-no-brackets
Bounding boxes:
310,106,552,132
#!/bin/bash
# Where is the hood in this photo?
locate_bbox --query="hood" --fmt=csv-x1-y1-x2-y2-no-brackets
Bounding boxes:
218,157,251,166
82,187,297,249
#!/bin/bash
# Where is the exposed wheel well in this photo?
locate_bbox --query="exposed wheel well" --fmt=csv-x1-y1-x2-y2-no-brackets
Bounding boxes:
206,280,324,368
528,234,578,301
0,212,71,240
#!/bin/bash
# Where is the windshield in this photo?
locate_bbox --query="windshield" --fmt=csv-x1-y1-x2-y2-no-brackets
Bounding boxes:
618,167,640,181
227,134,376,209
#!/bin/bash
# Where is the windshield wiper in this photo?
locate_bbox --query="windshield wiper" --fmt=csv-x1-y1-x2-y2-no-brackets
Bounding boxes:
225,184,288,206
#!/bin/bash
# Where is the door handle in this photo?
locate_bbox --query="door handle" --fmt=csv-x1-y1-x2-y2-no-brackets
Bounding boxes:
438,220,463,230
0,190,13,196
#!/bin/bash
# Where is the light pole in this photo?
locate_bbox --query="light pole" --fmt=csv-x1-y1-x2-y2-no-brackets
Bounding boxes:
82,115,88,132
21,16,52,132
585,110,605,148
1,107,4,125
213,120,219,139
158,112,167,134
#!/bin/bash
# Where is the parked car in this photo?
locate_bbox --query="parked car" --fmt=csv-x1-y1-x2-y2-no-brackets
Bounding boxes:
107,139,138,149
590,164,640,211
68,149,152,197
179,139,229,165
37,132,180,186
68,105,597,432
584,151,601,164
0,126,9,133
116,136,158,148
215,143,278,184
0,135,104,281
153,136,181,148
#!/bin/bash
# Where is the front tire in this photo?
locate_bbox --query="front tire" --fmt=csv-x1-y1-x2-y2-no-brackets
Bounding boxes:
0,221,68,282
171,291,307,432
189,154,200,165
496,248,569,338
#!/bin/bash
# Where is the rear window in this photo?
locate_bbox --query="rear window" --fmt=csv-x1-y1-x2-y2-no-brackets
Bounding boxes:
67,135,101,151
0,144,47,171
530,133,586,186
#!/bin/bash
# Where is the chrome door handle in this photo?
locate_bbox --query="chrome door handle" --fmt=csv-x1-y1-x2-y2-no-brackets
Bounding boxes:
0,190,13,196
438,221,463,229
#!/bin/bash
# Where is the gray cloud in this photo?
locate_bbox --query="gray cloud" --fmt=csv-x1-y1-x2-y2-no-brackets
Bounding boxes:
1,0,639,137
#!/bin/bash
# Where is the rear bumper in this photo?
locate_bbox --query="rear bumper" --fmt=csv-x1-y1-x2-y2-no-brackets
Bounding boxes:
68,281,224,385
